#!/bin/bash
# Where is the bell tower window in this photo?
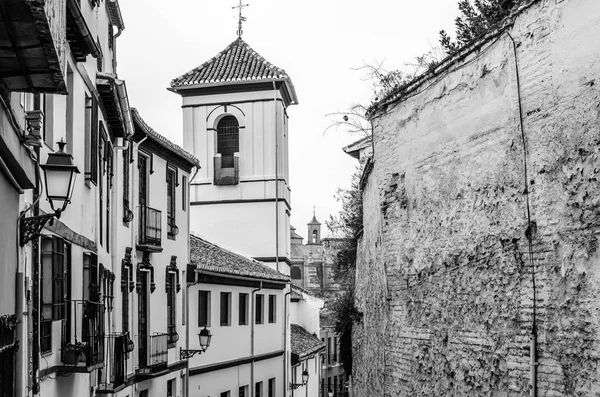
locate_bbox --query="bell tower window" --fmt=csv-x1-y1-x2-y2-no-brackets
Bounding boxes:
217,116,239,168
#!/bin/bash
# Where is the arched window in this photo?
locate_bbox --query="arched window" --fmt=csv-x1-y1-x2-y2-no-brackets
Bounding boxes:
312,230,318,244
217,116,239,168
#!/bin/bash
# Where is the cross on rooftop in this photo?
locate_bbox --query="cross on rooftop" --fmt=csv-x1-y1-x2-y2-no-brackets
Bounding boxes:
232,0,249,37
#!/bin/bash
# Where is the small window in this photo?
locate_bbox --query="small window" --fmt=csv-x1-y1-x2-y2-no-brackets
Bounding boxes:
333,336,338,362
290,266,302,280
239,385,248,397
217,116,239,168
167,272,177,344
239,293,248,325
255,294,264,324
198,291,210,327
268,295,276,323
220,292,231,326
182,175,187,211
167,379,175,397
167,167,177,239
84,94,98,184
220,392,231,397
268,378,275,397
254,382,263,397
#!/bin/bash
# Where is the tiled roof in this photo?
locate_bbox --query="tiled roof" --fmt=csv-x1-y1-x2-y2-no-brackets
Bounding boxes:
190,235,290,283
170,38,298,104
291,324,325,359
131,108,201,169
343,135,372,159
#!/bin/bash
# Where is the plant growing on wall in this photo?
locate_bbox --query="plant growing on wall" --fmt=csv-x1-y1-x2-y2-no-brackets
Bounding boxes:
439,0,517,53
331,287,362,376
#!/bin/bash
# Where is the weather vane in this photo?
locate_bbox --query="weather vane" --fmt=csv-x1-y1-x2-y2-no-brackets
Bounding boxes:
232,0,249,37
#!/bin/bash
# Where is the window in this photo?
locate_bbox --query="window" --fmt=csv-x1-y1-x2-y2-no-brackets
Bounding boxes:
123,148,132,224
167,167,177,239
41,236,70,321
333,336,338,362
167,379,175,397
182,175,187,211
167,272,177,344
84,94,98,184
139,391,148,397
254,381,262,397
255,294,264,325
40,320,52,354
220,392,231,397
103,125,112,252
239,293,248,325
217,116,239,168
328,337,332,364
321,338,326,364
290,266,302,280
239,385,248,397
220,292,231,326
334,376,338,396
268,378,275,397
268,295,276,323
198,291,210,327
122,267,130,335
99,134,105,246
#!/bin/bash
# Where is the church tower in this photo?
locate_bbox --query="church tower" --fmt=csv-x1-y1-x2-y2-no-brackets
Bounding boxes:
307,211,322,245
169,37,298,274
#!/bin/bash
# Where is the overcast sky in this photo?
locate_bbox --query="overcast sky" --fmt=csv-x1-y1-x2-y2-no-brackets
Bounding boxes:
117,0,459,240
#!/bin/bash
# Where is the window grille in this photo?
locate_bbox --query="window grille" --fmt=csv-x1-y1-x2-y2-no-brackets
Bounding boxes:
217,116,239,168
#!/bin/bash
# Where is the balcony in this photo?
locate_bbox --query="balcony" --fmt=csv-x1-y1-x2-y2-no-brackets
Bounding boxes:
59,300,105,371
214,155,239,185
0,0,67,93
97,333,132,391
137,206,162,251
137,333,168,374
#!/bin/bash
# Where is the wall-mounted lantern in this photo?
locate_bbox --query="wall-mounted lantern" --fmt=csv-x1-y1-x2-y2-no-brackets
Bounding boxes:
290,370,309,390
180,326,212,359
20,140,80,246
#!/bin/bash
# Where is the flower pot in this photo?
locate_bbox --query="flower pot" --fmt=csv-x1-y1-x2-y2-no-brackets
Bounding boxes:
63,349,82,365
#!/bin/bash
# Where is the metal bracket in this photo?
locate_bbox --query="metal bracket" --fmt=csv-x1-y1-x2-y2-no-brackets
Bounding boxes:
19,213,56,246
180,348,205,360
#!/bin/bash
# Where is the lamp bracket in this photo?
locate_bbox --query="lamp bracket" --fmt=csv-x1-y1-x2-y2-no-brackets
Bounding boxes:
289,382,306,390
19,212,56,246
180,348,205,360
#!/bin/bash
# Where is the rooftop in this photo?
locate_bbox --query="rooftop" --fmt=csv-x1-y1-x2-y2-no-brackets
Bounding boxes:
170,37,298,105
190,235,290,283
131,108,201,170
291,324,325,361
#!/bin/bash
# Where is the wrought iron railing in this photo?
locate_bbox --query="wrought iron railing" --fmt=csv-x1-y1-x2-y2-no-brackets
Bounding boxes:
214,156,239,185
98,333,128,390
138,333,168,372
60,300,105,368
138,206,161,247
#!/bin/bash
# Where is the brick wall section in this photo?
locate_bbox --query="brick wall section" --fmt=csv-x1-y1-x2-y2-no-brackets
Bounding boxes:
353,1,600,396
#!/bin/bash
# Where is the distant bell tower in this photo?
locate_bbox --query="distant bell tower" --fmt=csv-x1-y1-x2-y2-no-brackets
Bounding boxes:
307,209,321,245
169,36,298,274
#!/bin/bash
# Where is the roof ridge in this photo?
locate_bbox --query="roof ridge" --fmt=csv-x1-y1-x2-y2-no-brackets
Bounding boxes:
131,108,200,168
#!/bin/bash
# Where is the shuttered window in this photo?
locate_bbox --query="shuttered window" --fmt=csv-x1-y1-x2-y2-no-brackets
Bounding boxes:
220,292,231,326
198,291,210,327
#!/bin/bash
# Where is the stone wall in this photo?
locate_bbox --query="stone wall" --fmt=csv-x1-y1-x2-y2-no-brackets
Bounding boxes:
354,1,600,396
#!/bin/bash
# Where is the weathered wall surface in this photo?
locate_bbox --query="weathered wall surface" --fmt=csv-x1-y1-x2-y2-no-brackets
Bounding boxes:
354,0,600,396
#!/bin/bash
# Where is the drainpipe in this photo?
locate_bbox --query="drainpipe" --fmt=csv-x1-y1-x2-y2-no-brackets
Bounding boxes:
283,287,291,397
273,81,279,273
251,281,263,392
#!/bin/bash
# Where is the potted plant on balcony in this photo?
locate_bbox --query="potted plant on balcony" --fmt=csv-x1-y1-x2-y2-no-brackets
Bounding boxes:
63,340,87,365
124,332,135,354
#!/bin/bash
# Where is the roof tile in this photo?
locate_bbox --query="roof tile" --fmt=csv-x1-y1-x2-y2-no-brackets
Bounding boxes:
170,38,298,104
190,235,290,283
291,324,325,359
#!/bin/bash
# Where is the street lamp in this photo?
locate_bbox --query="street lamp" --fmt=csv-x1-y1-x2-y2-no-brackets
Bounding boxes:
20,140,80,246
290,370,309,390
180,326,212,359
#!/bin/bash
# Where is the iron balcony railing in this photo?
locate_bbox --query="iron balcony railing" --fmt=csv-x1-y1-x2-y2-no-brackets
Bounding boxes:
138,333,168,372
138,206,162,247
214,156,239,185
60,300,105,368
97,333,129,390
